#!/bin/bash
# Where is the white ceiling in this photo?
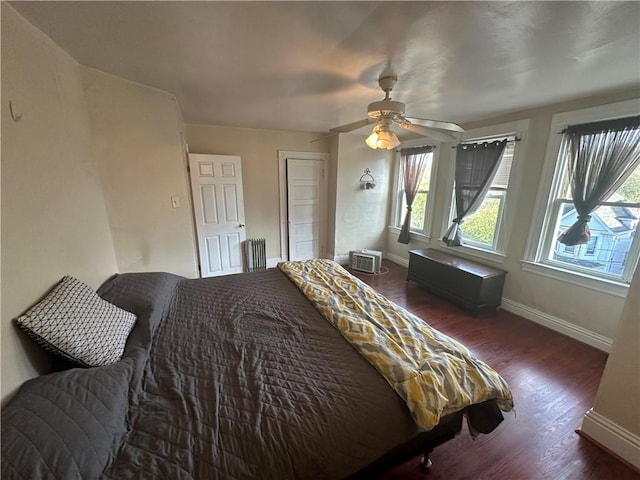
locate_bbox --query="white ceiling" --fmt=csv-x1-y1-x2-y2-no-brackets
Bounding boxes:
10,1,640,134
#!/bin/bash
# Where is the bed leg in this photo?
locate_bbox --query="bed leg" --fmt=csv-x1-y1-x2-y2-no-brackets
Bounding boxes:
420,452,433,471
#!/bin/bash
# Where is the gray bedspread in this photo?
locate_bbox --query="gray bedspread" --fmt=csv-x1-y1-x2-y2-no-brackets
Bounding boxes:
2,269,504,480
101,270,422,479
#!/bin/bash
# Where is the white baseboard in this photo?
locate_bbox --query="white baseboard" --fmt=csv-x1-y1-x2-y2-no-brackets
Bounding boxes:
333,254,350,265
384,252,409,267
500,298,613,352
581,409,640,470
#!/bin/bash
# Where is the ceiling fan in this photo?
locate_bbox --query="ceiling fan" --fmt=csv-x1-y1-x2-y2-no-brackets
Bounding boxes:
331,75,464,149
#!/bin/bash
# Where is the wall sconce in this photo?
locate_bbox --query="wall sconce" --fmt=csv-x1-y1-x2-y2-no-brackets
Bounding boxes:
359,168,376,189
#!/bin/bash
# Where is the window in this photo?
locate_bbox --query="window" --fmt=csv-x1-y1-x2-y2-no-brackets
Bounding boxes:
526,100,640,288
392,147,436,237
456,138,516,250
542,147,639,281
400,159,432,231
441,119,529,260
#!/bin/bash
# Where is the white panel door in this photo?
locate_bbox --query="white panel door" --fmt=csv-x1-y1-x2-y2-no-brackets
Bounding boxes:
287,159,321,261
189,154,246,277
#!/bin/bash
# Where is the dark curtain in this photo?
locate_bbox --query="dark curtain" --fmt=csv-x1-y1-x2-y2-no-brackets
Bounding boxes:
397,146,435,244
559,116,640,246
442,140,507,246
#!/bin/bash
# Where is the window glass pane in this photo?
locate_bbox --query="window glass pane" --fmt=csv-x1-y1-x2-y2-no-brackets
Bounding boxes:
461,191,503,246
616,165,640,203
558,140,573,199
410,192,427,230
418,165,431,190
550,202,639,277
558,136,640,201
491,142,514,189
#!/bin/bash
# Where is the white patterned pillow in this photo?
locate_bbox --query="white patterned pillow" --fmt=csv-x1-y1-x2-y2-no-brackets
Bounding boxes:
16,276,137,367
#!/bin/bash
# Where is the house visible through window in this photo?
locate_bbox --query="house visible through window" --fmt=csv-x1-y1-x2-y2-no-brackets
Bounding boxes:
532,107,640,284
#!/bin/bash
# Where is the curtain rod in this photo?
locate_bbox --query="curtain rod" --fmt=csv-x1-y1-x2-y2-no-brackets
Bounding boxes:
558,115,639,135
394,144,437,152
450,137,521,149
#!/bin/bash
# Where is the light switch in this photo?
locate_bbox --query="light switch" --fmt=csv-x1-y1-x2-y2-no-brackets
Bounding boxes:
171,196,180,208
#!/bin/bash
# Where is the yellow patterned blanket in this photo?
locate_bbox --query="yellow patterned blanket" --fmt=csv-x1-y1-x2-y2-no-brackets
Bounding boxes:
278,259,513,432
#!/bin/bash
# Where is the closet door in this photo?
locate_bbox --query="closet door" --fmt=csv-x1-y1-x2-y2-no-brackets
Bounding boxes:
287,158,322,261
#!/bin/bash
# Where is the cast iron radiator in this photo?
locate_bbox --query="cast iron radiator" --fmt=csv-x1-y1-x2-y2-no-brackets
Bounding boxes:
245,238,267,272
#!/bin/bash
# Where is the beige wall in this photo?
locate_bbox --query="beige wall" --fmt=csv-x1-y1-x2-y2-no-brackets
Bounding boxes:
581,266,639,467
592,267,640,434
333,134,393,258
1,5,119,400
385,88,640,341
185,125,330,261
83,68,198,278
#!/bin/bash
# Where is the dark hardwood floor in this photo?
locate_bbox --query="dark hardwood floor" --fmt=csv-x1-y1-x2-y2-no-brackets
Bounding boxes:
349,260,639,480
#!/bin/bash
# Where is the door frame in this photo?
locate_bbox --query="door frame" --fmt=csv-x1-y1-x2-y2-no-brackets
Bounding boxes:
278,151,328,262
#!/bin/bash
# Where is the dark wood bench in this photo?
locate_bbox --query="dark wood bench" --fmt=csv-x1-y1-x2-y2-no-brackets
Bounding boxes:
407,248,507,314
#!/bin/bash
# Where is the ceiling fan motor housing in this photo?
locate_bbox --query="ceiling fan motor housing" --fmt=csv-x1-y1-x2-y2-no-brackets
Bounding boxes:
367,100,405,119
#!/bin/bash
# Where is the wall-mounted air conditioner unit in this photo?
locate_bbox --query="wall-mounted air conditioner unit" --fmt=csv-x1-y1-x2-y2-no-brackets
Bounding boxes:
349,249,383,274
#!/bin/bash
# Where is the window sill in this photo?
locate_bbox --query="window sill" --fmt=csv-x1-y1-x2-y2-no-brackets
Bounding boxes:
388,226,431,244
438,241,507,264
521,260,629,298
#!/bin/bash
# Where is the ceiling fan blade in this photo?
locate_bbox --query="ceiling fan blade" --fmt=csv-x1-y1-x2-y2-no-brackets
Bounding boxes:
330,118,376,133
397,119,460,143
310,132,338,144
404,116,464,133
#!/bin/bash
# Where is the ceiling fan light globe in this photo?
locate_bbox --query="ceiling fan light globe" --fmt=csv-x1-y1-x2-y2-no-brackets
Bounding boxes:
365,131,379,149
388,132,401,149
376,130,390,149
375,130,400,149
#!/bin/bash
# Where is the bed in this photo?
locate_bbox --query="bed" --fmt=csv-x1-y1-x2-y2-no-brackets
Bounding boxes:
1,260,512,479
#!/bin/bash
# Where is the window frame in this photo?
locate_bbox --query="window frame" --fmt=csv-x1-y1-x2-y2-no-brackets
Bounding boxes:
585,236,598,256
440,120,530,263
389,138,440,242
523,98,640,296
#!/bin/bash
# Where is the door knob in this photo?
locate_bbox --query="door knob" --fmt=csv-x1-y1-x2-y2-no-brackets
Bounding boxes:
239,224,245,228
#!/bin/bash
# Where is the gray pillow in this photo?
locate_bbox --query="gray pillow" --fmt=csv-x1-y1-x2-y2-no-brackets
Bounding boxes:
16,276,136,367
1,361,133,480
